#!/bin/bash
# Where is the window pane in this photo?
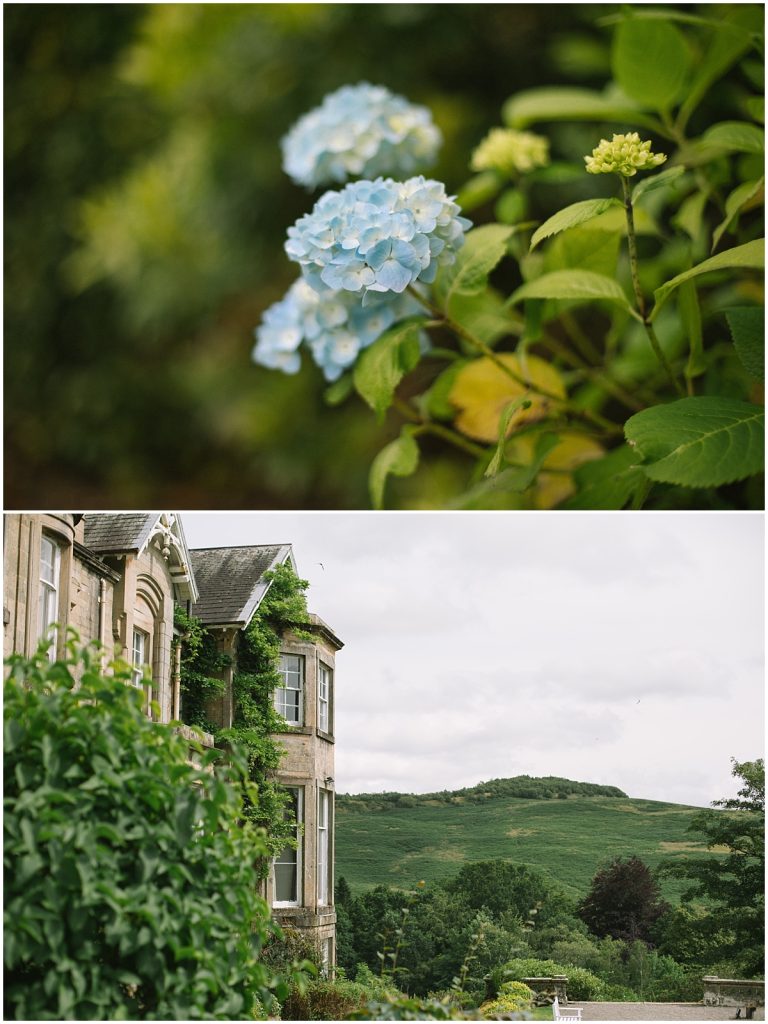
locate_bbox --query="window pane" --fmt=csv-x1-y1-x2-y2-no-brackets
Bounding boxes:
40,537,56,583
274,787,301,905
275,862,297,903
38,538,60,661
318,790,329,905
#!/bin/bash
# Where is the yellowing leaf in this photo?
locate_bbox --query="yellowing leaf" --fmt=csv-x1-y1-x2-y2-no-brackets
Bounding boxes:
449,353,566,443
504,431,605,508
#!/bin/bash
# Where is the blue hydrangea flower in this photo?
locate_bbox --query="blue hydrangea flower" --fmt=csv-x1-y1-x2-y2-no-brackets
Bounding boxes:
285,176,471,301
253,278,423,382
281,83,442,189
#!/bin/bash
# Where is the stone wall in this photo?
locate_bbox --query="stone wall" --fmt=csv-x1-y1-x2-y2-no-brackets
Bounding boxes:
703,977,765,1008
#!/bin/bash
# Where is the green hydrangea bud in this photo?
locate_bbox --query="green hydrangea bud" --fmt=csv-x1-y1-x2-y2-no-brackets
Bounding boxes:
471,127,550,176
584,132,667,177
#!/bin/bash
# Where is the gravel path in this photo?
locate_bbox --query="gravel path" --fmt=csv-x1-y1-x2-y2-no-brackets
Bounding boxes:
574,1003,764,1021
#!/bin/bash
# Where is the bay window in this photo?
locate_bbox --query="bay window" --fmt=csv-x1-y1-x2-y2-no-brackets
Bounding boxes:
275,653,304,725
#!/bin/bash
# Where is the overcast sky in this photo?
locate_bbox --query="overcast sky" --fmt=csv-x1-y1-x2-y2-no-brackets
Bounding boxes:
180,512,764,809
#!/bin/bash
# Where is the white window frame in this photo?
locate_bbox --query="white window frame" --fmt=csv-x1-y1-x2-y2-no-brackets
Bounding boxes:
318,661,332,734
275,653,304,725
38,535,61,661
131,628,148,690
273,787,303,908
318,789,331,906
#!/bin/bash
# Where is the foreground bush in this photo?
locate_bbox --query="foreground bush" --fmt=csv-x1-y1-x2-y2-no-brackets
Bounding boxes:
3,640,294,1020
480,980,535,1018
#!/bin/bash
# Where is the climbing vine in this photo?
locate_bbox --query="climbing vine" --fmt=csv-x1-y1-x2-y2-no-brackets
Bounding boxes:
175,561,312,871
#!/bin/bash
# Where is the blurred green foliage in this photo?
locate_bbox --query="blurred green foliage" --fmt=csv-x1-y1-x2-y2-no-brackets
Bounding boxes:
5,4,760,508
3,3,624,507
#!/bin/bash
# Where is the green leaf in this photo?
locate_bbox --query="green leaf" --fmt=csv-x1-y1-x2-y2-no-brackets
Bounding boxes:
678,281,705,382
502,87,658,130
456,171,502,212
651,239,765,317
448,288,520,347
612,18,691,110
425,360,471,421
369,429,420,510
450,433,560,508
323,373,354,407
624,397,764,487
530,198,622,251
485,397,533,477
701,121,765,155
494,188,526,225
678,8,759,127
711,177,764,253
353,317,427,421
745,96,765,125
725,307,764,381
544,227,622,279
672,191,708,243
510,270,632,312
631,165,686,203
562,445,647,510
442,224,514,306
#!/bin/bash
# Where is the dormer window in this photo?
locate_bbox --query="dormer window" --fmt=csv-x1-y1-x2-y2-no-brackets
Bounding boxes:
38,535,61,661
275,653,304,725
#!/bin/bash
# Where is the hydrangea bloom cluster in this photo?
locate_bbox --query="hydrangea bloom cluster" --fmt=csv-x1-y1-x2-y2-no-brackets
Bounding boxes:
470,127,550,176
285,176,471,298
281,83,442,189
252,277,422,382
584,133,667,177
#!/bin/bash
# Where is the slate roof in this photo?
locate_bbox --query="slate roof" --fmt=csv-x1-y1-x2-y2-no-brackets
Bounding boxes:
83,513,159,553
190,545,293,626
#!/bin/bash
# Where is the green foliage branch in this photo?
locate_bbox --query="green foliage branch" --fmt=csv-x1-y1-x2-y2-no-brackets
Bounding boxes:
3,635,302,1020
659,758,765,975
271,5,766,510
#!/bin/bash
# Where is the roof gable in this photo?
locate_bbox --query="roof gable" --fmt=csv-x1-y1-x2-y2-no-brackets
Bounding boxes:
190,544,294,626
83,513,198,602
83,513,158,553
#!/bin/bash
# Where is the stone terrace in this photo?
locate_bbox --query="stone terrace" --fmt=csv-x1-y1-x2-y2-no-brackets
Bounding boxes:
576,1003,764,1021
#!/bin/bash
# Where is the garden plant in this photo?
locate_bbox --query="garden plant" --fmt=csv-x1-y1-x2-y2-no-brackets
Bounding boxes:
254,7,764,509
3,636,309,1020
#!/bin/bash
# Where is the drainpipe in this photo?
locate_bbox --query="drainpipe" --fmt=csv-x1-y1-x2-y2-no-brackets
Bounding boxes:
172,635,182,721
98,578,106,669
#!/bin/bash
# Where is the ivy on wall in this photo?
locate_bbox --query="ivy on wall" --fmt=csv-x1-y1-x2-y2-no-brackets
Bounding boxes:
175,561,313,870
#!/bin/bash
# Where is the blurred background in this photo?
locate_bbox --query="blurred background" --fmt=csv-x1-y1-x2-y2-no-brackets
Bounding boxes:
5,3,747,509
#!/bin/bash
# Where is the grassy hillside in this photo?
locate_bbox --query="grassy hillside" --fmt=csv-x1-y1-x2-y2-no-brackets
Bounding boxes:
336,777,719,902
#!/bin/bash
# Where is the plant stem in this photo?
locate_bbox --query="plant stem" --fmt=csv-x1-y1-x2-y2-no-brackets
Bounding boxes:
392,397,488,459
538,333,646,412
621,176,685,396
407,285,619,435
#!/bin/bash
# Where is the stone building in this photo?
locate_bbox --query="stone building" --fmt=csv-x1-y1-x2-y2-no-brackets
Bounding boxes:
189,543,343,969
3,513,341,967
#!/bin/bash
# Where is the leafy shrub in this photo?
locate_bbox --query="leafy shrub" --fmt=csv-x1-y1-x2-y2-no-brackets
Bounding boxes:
348,993,486,1020
3,639,293,1020
260,926,322,980
600,984,640,1002
491,958,604,1002
480,981,535,1018
282,977,372,1020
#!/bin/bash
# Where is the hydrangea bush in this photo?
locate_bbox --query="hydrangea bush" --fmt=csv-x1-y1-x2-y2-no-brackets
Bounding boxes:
255,12,764,510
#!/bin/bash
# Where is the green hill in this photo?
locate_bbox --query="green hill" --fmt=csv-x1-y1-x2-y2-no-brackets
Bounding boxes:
336,776,718,901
